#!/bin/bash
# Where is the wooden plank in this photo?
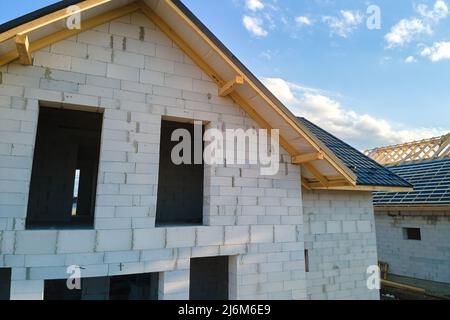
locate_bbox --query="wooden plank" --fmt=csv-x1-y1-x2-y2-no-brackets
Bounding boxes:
0,0,111,43
15,35,32,65
303,162,329,187
292,152,324,164
301,177,311,190
0,2,140,67
381,280,426,294
219,75,244,97
313,185,413,192
309,179,350,188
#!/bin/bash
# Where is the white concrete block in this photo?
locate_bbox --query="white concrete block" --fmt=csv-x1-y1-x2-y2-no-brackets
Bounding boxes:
133,228,165,250
166,227,196,248
15,231,57,255
196,227,224,246
343,221,357,233
96,229,132,252
107,64,139,81
357,221,372,233
274,225,297,243
33,51,71,71
225,226,249,245
250,225,274,244
326,221,342,234
57,230,96,254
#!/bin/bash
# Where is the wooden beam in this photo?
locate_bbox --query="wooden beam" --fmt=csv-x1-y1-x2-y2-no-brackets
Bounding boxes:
292,152,324,164
219,75,244,97
230,93,298,156
309,180,351,188
0,2,140,67
0,0,111,43
303,162,329,187
381,280,426,294
15,35,32,65
313,185,414,192
301,177,311,190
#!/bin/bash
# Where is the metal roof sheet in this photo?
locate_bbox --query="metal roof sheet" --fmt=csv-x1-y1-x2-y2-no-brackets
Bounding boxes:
373,157,450,205
298,117,412,188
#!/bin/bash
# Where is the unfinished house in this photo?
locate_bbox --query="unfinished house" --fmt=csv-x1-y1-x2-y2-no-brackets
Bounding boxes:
366,134,450,297
0,0,411,300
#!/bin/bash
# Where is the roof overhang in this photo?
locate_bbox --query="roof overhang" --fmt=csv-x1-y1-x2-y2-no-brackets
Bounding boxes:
0,0,411,192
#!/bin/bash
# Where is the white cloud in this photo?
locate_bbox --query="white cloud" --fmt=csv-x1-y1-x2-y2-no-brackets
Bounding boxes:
295,16,312,26
262,77,447,149
416,0,449,22
322,10,363,38
385,18,432,47
259,49,278,60
420,41,450,61
385,1,449,48
245,0,264,11
405,55,417,63
243,15,268,37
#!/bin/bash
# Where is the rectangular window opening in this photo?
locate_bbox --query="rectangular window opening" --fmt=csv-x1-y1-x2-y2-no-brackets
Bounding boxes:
26,107,102,229
156,120,204,227
190,256,228,300
72,169,81,216
0,268,11,300
304,249,309,273
44,273,159,300
403,227,421,240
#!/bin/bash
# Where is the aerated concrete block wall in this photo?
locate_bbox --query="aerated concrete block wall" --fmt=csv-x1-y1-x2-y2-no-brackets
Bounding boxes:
0,12,306,300
375,211,450,284
302,190,380,300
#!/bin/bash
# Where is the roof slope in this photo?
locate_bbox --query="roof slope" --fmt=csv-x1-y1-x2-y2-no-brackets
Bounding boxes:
298,117,412,188
373,157,450,206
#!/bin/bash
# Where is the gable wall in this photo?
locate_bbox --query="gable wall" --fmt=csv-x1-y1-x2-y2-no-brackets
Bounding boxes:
0,12,306,300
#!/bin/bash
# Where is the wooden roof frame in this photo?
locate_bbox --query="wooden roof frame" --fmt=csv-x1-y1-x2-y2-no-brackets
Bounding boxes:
365,133,450,166
0,0,412,192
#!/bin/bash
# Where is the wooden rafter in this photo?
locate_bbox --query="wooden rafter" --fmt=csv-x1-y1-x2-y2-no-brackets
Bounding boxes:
365,133,450,165
303,163,329,187
301,177,311,190
292,152,324,164
0,0,111,43
15,34,32,65
0,2,140,67
219,75,244,97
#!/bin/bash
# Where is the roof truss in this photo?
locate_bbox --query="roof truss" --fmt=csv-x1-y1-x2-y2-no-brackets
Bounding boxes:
365,133,450,165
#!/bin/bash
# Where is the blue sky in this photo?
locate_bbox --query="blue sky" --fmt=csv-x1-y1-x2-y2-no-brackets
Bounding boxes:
1,0,449,149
